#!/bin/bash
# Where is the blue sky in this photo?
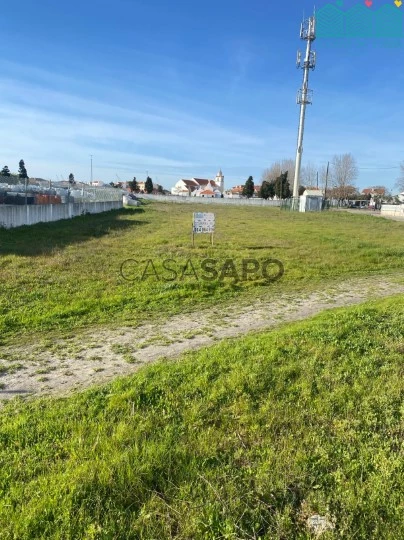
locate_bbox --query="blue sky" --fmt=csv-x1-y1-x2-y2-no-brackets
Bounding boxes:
1,0,404,191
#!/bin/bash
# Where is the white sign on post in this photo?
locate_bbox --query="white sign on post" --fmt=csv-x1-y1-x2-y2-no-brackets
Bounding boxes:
193,212,215,233
192,212,215,245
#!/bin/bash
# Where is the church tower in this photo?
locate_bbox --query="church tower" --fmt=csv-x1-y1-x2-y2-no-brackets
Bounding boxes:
215,169,224,193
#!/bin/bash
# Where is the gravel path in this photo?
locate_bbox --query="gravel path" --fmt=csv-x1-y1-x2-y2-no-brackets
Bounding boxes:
1,273,403,402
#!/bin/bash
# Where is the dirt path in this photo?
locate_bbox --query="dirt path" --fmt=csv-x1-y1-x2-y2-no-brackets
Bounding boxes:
1,274,404,402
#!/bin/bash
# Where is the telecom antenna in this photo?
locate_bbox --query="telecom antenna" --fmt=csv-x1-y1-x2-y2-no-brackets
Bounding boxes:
293,13,316,199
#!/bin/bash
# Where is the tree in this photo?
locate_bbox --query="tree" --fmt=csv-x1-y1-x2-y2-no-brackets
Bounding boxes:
331,153,358,199
301,161,317,188
318,164,329,192
298,185,306,196
373,185,388,195
261,158,295,186
145,176,153,194
18,159,28,180
395,162,404,193
242,176,254,198
157,185,164,194
327,185,359,200
68,173,76,186
259,180,275,200
274,171,291,199
128,177,138,192
0,165,11,177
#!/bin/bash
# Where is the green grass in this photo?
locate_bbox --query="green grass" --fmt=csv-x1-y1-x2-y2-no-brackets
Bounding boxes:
1,202,404,345
0,296,403,538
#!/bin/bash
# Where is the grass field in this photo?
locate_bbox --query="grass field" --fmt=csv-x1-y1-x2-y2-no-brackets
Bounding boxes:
0,295,403,539
1,202,404,345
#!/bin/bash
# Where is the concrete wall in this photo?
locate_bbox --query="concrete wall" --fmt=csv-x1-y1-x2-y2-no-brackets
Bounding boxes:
381,204,404,218
140,194,281,207
0,200,123,229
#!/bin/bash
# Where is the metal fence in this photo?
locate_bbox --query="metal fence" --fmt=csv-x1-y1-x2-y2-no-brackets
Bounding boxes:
139,194,282,207
0,183,124,204
280,197,331,212
67,187,123,203
280,198,300,211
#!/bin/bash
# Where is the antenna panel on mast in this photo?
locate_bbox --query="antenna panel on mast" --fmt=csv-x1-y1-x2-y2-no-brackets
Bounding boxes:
304,51,316,70
300,16,316,41
311,51,316,69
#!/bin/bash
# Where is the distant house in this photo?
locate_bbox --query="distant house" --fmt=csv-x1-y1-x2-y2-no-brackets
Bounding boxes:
226,184,262,198
226,185,243,198
362,187,386,197
192,180,222,198
171,170,224,196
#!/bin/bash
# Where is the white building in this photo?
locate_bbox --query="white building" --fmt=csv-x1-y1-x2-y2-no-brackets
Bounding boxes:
299,188,324,212
171,170,224,197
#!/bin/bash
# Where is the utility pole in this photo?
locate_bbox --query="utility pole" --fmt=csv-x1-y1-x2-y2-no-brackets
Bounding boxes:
293,13,317,200
324,161,329,199
90,155,93,185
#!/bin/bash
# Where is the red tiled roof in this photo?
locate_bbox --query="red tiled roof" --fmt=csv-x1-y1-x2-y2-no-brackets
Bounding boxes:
230,184,261,193
181,179,219,190
182,179,199,186
362,188,385,195
193,179,218,187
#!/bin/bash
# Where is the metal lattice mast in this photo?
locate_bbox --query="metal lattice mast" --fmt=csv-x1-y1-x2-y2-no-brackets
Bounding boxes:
293,14,316,199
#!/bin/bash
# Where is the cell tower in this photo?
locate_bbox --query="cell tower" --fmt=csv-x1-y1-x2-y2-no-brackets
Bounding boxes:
293,13,316,199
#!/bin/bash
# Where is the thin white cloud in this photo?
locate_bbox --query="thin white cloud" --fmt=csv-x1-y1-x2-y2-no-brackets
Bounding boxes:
0,73,273,184
1,59,403,191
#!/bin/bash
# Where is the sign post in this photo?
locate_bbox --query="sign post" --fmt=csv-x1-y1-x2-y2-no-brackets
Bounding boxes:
192,212,215,246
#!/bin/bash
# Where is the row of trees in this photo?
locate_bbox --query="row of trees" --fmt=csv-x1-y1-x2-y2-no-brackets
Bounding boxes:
242,153,389,201
0,161,78,188
0,160,29,180
260,172,292,199
259,153,363,200
241,173,292,199
259,153,404,201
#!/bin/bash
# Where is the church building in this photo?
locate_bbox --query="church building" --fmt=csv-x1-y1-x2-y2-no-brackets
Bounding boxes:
171,170,224,197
